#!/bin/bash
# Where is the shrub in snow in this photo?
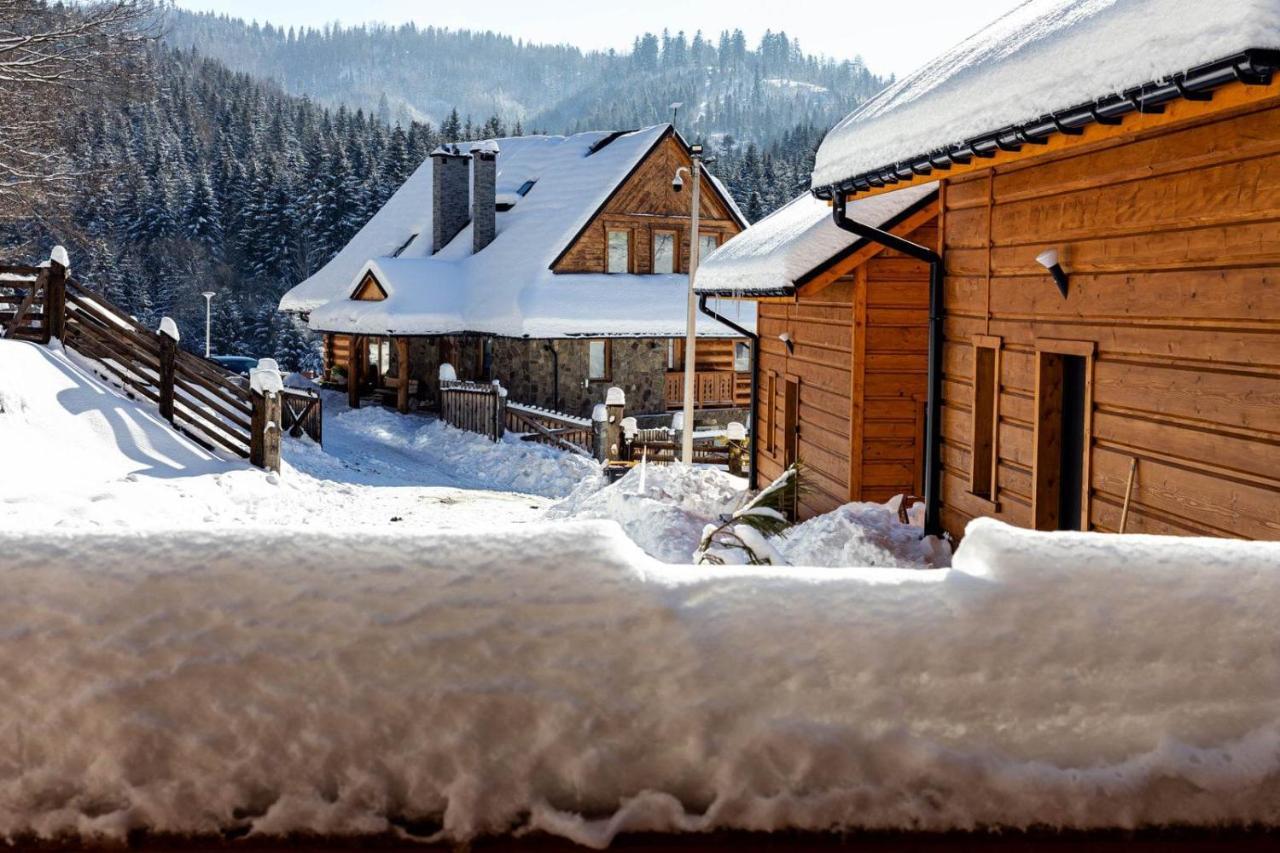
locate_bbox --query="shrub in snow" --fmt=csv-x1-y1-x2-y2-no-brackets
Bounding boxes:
695,464,797,565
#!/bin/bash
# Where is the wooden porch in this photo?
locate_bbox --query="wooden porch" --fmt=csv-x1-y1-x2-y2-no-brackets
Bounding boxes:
664,370,750,410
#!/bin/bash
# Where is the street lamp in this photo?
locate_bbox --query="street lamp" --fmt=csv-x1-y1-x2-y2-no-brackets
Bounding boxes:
201,291,215,358
673,143,704,465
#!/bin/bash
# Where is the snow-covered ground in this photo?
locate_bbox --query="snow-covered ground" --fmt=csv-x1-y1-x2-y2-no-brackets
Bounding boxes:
8,336,1280,846
0,340,595,533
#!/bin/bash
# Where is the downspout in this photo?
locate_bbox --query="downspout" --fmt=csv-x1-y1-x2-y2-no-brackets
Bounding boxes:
698,295,759,489
830,192,944,537
543,342,560,411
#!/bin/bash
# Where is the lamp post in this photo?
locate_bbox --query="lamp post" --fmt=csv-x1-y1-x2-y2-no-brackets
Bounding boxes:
674,144,703,465
201,291,215,358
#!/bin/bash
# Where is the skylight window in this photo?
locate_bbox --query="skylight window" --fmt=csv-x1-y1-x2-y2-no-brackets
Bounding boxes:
516,180,537,197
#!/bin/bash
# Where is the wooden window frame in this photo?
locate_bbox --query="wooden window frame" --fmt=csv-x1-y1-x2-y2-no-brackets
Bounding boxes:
1031,339,1096,532
588,339,613,381
652,229,678,275
698,232,720,264
606,227,632,274
969,334,1002,509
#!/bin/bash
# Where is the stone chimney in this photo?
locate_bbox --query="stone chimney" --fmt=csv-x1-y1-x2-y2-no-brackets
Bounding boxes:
471,141,499,254
431,144,471,255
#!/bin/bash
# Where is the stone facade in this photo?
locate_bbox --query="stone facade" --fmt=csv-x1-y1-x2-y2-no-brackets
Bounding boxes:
431,150,471,254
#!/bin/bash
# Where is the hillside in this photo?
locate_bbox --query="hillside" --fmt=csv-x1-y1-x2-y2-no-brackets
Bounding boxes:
163,10,888,148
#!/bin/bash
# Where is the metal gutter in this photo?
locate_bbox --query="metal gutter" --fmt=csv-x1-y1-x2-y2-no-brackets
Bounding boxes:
830,195,944,538
698,295,759,489
815,49,1280,200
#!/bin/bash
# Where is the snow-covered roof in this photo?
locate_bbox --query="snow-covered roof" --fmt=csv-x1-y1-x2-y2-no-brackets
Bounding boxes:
813,0,1280,190
696,183,938,296
282,125,752,339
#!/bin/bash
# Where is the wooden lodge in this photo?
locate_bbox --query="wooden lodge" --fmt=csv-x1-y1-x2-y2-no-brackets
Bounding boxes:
697,186,939,519
712,3,1280,540
280,124,751,421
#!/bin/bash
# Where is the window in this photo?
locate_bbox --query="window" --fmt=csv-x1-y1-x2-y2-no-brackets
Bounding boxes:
588,340,611,380
970,336,1001,500
607,229,630,273
1032,342,1094,531
734,341,751,373
368,337,391,380
516,179,537,197
699,234,720,262
667,338,681,370
653,231,676,274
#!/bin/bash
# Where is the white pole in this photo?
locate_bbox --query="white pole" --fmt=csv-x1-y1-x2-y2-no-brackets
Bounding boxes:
681,151,702,465
202,291,215,358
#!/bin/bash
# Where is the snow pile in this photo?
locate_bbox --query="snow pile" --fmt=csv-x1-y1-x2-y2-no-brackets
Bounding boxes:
777,497,951,568
696,183,936,295
329,402,598,498
549,464,746,562
3,520,1280,847
813,0,1280,188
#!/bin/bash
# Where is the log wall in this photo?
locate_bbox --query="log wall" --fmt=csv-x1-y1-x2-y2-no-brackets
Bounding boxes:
755,217,935,518
936,97,1280,540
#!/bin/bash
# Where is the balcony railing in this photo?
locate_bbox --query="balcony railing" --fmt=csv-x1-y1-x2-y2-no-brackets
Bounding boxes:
665,370,746,410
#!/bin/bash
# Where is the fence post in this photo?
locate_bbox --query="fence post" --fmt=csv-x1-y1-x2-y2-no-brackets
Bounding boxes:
250,359,284,473
492,380,506,441
157,317,179,424
347,335,361,410
620,417,637,461
605,386,625,462
396,337,410,414
44,246,68,344
726,421,748,477
671,410,686,462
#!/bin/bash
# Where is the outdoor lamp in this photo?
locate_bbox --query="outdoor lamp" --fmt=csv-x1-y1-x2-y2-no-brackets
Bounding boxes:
1036,248,1070,298
779,332,794,354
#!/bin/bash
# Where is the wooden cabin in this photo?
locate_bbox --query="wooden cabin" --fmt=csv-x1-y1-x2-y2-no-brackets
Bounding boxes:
697,186,939,518
280,124,751,420
810,2,1280,540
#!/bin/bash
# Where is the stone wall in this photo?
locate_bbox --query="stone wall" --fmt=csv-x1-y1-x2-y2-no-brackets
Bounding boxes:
490,337,669,419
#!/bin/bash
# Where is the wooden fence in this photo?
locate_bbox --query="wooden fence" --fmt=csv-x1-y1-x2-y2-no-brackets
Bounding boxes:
0,261,61,342
281,387,324,445
625,427,741,471
505,402,594,457
439,379,506,442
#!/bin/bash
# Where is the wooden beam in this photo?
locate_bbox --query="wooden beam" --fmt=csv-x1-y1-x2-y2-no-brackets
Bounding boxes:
347,335,361,409
396,337,410,414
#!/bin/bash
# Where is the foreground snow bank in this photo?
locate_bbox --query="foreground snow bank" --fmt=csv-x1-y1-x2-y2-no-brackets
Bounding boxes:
4,519,1280,846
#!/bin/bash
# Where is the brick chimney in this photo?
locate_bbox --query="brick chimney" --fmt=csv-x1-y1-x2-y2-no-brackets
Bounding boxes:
471,141,499,254
431,144,471,255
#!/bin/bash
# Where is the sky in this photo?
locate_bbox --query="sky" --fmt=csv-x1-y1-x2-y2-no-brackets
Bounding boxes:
170,0,1028,78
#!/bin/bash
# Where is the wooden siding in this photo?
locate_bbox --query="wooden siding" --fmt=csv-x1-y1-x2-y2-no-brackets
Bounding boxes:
936,97,1280,541
554,134,740,274
754,216,935,519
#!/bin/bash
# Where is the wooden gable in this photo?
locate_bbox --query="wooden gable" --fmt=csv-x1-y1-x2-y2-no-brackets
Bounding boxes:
553,133,745,274
352,271,388,302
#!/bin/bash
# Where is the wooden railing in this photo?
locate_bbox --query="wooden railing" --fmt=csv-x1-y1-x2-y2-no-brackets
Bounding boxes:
664,370,747,410
505,402,594,457
0,264,56,342
625,427,743,471
440,379,507,442
62,279,258,459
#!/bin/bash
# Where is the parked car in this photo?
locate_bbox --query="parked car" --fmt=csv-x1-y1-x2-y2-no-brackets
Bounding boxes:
210,355,259,376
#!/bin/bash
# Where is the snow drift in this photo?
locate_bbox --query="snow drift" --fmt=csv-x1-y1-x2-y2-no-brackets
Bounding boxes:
3,520,1280,847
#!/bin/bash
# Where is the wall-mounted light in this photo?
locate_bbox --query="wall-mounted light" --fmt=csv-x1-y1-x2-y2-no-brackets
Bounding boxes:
779,332,794,354
1036,248,1070,298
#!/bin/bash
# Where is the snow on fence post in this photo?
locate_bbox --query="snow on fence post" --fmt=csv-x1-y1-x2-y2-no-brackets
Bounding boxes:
249,359,284,473
156,316,180,424
671,410,686,462
43,246,69,344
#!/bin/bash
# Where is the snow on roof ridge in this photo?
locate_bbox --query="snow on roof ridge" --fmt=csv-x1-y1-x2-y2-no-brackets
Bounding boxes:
813,0,1280,189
